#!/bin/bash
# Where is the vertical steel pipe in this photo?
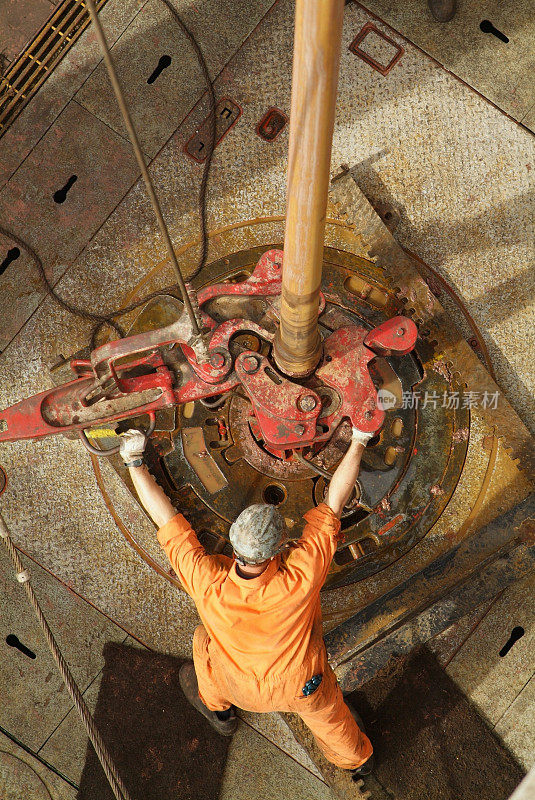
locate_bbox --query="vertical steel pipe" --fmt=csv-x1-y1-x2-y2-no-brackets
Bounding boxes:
273,0,345,377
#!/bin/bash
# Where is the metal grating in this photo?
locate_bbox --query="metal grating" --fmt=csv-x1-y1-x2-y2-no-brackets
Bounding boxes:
0,0,108,138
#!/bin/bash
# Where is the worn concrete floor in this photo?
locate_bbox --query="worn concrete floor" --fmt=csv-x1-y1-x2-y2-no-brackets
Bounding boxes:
0,0,534,797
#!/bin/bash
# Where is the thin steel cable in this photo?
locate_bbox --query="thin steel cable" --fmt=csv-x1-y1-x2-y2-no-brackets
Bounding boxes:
0,1,217,352
85,0,200,335
0,512,133,800
158,0,217,281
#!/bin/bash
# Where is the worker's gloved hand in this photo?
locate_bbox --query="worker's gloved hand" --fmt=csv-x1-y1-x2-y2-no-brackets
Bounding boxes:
351,426,374,446
119,429,148,466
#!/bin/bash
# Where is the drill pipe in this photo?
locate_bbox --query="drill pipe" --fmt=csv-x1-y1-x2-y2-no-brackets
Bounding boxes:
273,0,345,377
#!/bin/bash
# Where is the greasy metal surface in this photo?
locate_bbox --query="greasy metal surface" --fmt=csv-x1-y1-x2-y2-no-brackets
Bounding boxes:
334,539,535,692
91,234,474,597
327,494,535,687
181,426,227,493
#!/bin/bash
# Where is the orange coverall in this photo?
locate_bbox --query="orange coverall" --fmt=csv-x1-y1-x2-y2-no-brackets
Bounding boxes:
157,502,372,769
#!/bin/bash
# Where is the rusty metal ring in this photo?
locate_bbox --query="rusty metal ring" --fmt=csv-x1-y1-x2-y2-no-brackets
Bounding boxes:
78,412,156,457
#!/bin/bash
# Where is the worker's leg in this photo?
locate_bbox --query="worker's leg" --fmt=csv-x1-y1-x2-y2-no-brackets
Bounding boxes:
294,667,373,770
192,624,231,711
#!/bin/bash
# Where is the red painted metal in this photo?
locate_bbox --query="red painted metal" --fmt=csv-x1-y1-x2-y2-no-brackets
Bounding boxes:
0,247,417,452
363,316,417,356
197,249,283,304
235,352,322,449
316,326,384,435
196,249,325,314
313,318,416,437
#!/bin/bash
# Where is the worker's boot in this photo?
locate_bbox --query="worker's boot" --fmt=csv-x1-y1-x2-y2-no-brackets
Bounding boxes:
179,662,238,736
427,0,456,22
347,705,375,779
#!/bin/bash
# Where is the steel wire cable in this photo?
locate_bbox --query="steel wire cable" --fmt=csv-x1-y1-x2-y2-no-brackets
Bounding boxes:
0,512,133,800
85,0,203,334
0,9,219,800
1,0,216,351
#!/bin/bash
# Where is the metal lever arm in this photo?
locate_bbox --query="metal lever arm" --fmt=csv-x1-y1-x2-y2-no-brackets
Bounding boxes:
363,316,418,356
78,412,156,457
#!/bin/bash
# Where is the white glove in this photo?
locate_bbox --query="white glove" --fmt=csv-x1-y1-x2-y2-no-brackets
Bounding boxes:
119,429,147,465
351,426,374,446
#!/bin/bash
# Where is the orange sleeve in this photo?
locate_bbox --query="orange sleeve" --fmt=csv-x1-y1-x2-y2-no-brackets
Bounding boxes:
157,513,229,598
281,503,343,591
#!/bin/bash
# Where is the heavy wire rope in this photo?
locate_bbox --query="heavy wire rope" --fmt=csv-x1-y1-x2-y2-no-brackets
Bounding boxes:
0,0,217,350
0,512,134,800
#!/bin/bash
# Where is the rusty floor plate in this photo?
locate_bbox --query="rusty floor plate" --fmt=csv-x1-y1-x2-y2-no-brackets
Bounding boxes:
0,99,141,351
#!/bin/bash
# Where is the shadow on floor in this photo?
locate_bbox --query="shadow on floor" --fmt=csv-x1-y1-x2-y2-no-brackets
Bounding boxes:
348,645,524,800
77,642,230,800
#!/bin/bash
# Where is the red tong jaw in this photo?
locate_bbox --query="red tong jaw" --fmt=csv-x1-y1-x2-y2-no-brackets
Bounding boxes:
0,241,417,451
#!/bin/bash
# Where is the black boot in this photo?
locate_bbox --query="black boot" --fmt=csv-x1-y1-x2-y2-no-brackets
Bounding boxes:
428,0,456,22
347,704,375,779
179,662,238,736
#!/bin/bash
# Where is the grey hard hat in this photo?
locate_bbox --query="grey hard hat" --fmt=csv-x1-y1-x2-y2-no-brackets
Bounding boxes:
229,504,287,565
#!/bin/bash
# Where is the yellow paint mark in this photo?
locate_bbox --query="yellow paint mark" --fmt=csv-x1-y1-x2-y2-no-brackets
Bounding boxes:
86,428,118,439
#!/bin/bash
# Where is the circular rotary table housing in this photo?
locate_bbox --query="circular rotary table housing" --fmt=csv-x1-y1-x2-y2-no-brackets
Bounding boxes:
110,241,469,591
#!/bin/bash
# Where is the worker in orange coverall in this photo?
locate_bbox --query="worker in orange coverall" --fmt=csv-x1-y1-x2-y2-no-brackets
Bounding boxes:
120,424,374,780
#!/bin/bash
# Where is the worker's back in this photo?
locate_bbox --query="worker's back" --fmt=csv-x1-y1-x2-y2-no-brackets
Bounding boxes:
157,503,342,685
